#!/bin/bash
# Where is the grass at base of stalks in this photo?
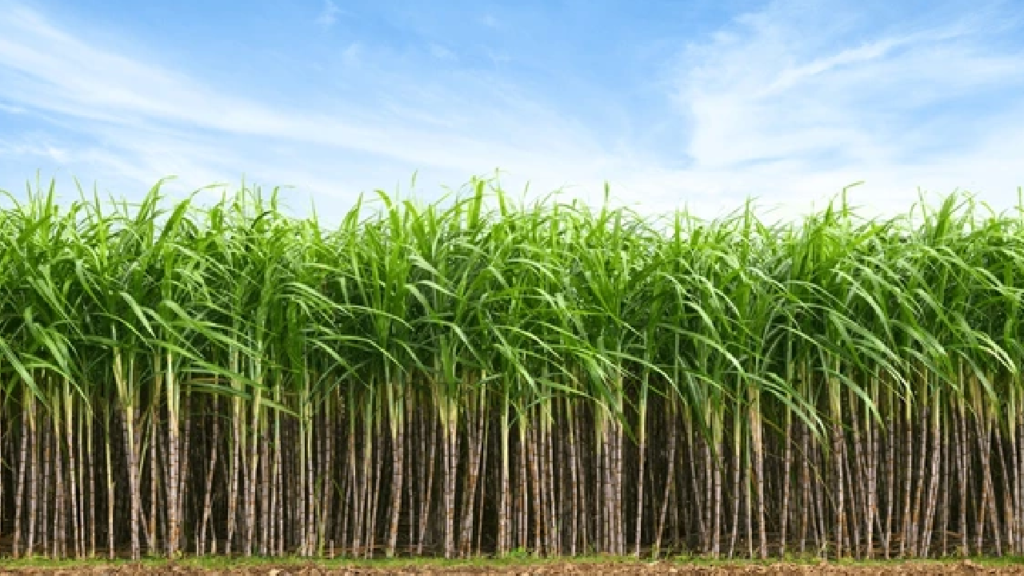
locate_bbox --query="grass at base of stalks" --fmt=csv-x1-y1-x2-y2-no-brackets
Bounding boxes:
3,554,1024,571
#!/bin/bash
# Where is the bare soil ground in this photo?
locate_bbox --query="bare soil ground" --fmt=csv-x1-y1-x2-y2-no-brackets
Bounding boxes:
3,561,1024,575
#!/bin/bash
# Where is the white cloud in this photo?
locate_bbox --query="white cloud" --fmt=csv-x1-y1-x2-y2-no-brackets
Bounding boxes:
0,140,68,163
341,42,361,66
654,0,1024,219
0,101,26,114
1,0,1022,225
316,0,341,28
0,3,621,218
429,43,456,61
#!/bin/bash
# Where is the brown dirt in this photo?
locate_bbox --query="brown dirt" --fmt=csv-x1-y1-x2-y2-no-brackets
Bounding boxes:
2,560,1024,576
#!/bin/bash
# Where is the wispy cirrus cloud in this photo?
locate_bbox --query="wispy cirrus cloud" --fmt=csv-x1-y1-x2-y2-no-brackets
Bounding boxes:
0,0,1022,222
642,0,1024,218
0,1,617,214
316,0,342,29
428,43,456,61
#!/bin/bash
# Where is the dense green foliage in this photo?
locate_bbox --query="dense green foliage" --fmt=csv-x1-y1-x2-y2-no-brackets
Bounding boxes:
1,178,1023,560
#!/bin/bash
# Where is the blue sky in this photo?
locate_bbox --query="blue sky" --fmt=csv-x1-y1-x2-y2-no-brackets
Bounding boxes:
1,0,1023,220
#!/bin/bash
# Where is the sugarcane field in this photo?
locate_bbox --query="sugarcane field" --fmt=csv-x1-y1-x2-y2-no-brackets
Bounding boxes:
2,179,1024,574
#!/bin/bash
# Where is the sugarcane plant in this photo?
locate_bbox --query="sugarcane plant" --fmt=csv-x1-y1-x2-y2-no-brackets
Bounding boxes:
1,177,1024,560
